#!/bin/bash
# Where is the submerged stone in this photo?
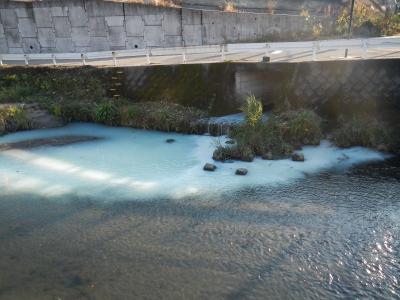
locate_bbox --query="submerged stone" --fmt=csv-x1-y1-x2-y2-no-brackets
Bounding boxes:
64,275,85,288
203,163,217,172
262,152,273,160
235,168,248,175
377,144,388,152
166,139,176,143
0,136,100,151
292,153,305,162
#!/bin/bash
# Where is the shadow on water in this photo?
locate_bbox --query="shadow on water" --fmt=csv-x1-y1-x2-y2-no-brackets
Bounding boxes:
0,156,399,299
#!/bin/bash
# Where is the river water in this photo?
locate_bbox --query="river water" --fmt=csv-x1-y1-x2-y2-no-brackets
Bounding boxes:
0,124,399,299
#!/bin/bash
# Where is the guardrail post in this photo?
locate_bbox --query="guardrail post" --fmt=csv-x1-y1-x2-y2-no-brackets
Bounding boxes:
312,41,319,61
265,43,270,57
362,40,368,59
146,48,151,65
221,44,225,62
81,53,86,65
24,54,29,66
52,54,57,66
112,51,117,66
182,49,186,64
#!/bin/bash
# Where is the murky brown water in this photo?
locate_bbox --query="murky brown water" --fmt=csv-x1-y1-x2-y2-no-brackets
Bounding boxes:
0,157,399,300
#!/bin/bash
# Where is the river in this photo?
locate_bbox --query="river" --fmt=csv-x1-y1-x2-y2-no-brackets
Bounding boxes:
0,123,398,299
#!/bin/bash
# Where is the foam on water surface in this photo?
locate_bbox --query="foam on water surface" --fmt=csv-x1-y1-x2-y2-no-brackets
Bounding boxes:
0,123,388,201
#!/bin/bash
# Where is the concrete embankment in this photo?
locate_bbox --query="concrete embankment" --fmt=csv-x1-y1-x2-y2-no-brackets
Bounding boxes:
1,59,399,138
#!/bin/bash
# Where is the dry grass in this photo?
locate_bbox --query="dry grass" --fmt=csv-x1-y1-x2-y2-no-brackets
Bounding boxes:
223,2,238,12
106,0,180,7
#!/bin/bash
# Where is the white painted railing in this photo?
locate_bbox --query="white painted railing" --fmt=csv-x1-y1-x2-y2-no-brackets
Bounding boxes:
0,36,399,66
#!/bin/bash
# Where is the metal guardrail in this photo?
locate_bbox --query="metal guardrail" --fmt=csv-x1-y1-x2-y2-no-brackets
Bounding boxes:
0,36,399,67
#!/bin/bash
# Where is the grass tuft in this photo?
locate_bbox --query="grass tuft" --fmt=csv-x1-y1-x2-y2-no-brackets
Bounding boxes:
331,115,398,151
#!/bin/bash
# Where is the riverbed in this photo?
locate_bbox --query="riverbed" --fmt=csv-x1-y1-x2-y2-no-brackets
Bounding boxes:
0,123,399,299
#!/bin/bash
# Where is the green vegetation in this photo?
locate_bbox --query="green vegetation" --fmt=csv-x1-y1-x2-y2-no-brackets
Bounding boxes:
94,101,119,125
0,69,398,156
119,102,205,133
332,115,398,151
51,101,206,133
336,3,400,37
0,104,30,135
0,70,207,135
241,94,263,128
0,71,103,105
213,95,399,163
213,95,323,162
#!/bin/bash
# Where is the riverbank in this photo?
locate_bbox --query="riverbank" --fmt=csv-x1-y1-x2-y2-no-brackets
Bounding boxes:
1,67,399,161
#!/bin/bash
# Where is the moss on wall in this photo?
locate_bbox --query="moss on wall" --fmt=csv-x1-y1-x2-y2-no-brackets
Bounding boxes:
121,63,239,116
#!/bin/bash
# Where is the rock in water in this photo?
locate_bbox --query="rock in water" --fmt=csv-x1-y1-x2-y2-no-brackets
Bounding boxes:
292,153,305,162
225,139,235,145
235,168,248,175
212,148,225,161
262,151,273,160
203,163,217,172
377,144,388,152
166,139,176,143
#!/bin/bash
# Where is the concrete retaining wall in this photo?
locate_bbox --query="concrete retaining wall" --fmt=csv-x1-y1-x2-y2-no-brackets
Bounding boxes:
2,59,399,119
118,59,400,118
180,0,343,14
0,0,331,54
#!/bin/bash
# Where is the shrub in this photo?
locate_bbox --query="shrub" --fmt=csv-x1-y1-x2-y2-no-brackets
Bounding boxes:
223,109,323,161
336,3,400,37
212,143,254,162
0,71,104,105
119,102,206,133
52,101,94,122
94,101,118,125
380,14,400,36
278,110,322,145
241,94,263,128
119,104,145,128
0,105,30,135
332,115,395,150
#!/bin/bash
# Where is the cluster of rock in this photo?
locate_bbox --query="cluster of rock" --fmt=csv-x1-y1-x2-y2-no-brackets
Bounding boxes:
203,163,248,176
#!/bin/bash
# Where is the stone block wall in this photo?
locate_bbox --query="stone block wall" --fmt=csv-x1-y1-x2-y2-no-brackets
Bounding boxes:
0,0,329,54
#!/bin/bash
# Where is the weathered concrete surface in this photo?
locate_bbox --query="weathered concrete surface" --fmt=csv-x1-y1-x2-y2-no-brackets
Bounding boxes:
0,0,332,54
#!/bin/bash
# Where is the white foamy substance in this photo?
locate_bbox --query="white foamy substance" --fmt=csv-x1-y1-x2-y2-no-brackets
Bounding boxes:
0,123,387,201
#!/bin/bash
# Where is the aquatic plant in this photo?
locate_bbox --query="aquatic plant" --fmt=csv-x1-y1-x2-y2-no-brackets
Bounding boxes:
119,102,206,133
278,109,322,146
213,143,254,162
0,105,30,135
331,115,397,151
52,102,94,123
94,101,118,125
214,108,322,162
241,94,263,128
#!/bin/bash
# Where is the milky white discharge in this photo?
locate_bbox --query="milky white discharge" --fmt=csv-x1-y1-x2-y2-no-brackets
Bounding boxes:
0,123,388,201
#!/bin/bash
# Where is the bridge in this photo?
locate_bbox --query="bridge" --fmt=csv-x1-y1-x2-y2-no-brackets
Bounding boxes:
1,36,399,67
